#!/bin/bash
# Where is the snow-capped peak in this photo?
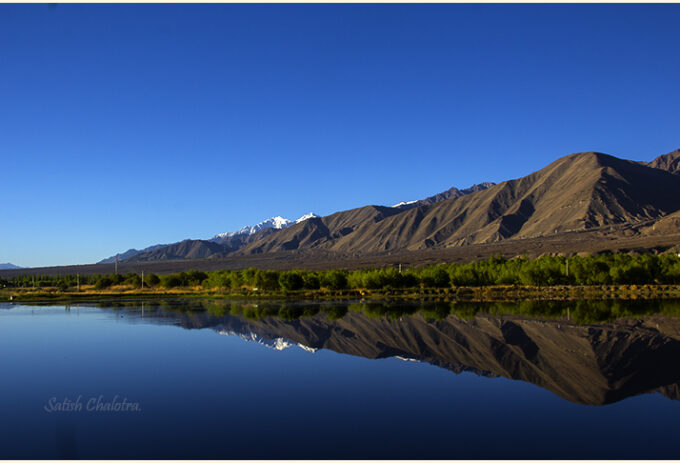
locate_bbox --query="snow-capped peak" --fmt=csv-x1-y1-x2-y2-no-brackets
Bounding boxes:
267,216,294,229
295,212,320,223
212,216,293,239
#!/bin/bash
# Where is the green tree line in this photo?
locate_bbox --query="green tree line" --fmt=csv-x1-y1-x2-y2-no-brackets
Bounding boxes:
4,252,680,291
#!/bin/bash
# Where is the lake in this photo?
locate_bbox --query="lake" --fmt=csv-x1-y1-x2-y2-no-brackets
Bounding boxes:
1,298,680,459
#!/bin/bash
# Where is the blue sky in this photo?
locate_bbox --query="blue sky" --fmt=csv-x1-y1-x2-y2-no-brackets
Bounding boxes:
2,4,679,267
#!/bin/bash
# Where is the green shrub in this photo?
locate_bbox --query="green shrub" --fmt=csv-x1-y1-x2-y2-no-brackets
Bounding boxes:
94,277,114,289
161,274,183,288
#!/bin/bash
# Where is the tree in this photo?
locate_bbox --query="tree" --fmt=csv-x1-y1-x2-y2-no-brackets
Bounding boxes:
279,272,304,291
255,270,280,291
302,273,321,290
420,267,450,288
161,274,183,288
321,270,348,290
145,273,160,287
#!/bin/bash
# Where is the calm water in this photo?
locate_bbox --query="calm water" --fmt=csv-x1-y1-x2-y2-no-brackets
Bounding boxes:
1,298,680,459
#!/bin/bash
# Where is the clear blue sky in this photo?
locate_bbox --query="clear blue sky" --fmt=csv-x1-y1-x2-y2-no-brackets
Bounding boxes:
2,4,679,268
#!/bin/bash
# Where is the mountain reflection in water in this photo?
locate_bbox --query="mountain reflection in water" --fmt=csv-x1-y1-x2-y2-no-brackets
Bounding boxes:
79,298,680,406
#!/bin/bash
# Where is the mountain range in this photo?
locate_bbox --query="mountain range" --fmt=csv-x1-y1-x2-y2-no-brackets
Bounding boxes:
99,148,680,264
98,213,320,263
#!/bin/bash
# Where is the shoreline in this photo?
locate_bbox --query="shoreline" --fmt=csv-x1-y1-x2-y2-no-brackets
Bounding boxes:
3,284,680,304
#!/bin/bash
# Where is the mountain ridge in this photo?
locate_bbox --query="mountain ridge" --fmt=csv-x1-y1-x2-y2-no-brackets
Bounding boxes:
107,181,492,262
646,148,680,175
235,151,680,255
98,148,680,264
392,182,495,209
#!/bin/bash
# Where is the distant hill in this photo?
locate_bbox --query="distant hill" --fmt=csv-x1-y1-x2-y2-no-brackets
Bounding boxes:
0,263,22,270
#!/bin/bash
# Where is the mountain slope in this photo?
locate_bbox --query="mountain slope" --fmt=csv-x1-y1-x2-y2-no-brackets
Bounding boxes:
126,239,228,262
99,149,680,263
98,244,168,264
242,205,403,254
102,213,321,263
393,182,495,209
211,216,293,241
647,148,680,175
211,213,320,244
237,152,680,254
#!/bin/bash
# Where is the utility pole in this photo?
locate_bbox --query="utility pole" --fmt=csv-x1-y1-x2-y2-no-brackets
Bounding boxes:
32,274,35,289
141,271,144,289
399,263,402,274
77,273,80,292
566,260,569,277
115,255,119,275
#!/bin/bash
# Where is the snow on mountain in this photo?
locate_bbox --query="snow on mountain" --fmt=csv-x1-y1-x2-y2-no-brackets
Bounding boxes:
212,216,293,239
102,212,323,263
212,213,319,240
391,200,418,208
295,212,320,223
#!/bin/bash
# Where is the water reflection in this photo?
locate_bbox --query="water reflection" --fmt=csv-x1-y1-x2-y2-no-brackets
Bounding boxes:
37,298,680,406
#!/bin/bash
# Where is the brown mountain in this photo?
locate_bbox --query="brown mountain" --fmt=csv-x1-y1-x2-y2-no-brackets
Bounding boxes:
243,205,402,254
647,148,680,175
107,149,680,264
123,183,486,262
212,227,278,253
126,239,228,262
238,151,680,255
393,182,495,209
